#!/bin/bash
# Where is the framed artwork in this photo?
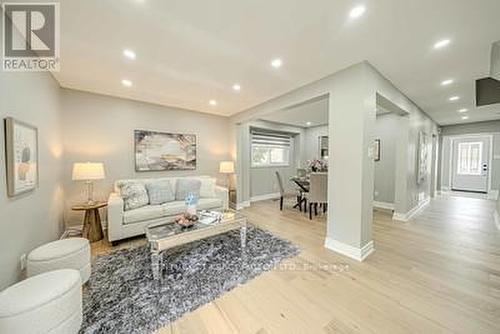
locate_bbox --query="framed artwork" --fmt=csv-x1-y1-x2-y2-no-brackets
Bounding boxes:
374,139,381,161
134,129,196,171
417,131,429,184
4,117,38,197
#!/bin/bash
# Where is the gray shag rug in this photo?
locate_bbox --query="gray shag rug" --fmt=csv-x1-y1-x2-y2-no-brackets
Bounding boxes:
80,226,299,334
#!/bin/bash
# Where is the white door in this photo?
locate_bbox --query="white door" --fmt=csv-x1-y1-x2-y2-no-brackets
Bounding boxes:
451,137,490,193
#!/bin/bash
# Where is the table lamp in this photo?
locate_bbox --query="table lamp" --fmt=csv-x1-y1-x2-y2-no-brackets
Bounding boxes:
219,161,235,189
72,162,105,205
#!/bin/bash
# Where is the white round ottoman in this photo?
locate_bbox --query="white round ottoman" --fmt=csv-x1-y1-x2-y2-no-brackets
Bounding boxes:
0,269,82,334
27,238,91,284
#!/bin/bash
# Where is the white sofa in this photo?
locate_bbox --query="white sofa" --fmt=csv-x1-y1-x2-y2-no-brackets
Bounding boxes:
107,176,228,243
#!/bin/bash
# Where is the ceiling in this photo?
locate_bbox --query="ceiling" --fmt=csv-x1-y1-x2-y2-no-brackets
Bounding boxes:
54,0,500,125
259,97,329,128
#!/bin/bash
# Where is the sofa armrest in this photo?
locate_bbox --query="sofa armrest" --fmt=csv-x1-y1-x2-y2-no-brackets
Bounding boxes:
107,192,124,242
215,186,229,210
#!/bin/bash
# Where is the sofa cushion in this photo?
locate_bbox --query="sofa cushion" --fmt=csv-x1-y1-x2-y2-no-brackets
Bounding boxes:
175,178,201,201
199,178,216,198
146,180,175,205
161,201,188,216
198,198,223,210
123,205,164,224
119,182,149,211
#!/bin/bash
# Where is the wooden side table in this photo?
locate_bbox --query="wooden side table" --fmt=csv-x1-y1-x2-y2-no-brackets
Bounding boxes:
71,202,107,242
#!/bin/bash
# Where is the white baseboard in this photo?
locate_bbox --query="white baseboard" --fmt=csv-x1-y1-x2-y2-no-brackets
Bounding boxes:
393,198,430,222
487,190,499,200
373,201,394,211
250,192,281,203
324,238,375,262
494,209,500,231
236,201,250,210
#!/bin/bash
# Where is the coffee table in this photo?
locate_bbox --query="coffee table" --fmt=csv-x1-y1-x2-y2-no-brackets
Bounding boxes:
145,209,247,280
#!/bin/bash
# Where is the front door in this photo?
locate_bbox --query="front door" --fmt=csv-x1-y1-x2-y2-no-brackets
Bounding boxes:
451,136,490,193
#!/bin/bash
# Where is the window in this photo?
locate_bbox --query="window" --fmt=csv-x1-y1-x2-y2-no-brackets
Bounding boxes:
457,142,482,175
251,130,291,167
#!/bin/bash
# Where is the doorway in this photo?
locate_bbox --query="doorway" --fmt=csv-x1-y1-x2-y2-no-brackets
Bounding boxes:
451,136,491,193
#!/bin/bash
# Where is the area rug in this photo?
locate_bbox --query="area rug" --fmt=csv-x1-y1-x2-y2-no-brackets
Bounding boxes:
80,226,300,334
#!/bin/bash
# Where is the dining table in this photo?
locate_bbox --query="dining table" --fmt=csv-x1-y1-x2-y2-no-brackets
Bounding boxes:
290,176,310,211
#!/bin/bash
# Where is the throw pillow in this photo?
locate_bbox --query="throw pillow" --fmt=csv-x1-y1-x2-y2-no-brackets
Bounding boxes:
199,178,216,198
119,182,149,211
175,178,201,201
146,180,175,205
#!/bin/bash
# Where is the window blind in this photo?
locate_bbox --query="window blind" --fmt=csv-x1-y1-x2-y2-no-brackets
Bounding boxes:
251,130,291,148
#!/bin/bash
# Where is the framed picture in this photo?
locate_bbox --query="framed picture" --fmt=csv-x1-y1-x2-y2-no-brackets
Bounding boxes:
134,129,197,171
374,139,381,161
4,117,38,197
417,131,429,184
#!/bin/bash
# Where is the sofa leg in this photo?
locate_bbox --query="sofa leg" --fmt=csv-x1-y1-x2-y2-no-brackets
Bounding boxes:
309,203,313,220
111,241,119,247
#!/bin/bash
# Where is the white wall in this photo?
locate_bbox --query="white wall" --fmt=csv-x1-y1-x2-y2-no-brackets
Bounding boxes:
0,71,64,290
303,125,328,162
60,89,231,226
373,113,400,204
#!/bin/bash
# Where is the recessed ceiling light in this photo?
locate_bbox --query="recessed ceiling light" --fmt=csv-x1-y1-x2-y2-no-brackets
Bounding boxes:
441,79,453,86
458,108,468,113
349,5,366,19
461,116,469,120
271,58,283,68
306,122,312,126
232,84,241,91
434,39,451,49
449,96,460,101
123,49,136,60
209,100,217,106
121,79,133,87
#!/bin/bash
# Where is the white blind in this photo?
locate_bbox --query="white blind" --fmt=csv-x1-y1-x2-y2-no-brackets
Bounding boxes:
251,130,291,148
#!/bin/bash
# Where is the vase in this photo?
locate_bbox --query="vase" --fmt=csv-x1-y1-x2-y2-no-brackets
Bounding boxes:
186,204,197,215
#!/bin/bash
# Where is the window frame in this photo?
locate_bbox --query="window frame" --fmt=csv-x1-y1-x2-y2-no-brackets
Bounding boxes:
456,141,483,176
251,131,292,168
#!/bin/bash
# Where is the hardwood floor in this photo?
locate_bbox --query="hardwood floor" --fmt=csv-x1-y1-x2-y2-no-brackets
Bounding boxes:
90,195,500,333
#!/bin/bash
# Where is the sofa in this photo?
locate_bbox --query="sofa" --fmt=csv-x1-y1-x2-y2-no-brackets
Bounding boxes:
107,176,228,243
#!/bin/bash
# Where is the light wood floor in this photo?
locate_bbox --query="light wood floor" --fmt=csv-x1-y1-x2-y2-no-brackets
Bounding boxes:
91,195,500,333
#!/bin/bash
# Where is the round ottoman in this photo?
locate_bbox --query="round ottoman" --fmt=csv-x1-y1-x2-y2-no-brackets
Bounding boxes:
27,238,91,284
0,269,82,334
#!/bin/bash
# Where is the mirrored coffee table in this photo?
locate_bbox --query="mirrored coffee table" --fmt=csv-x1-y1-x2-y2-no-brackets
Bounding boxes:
145,209,247,280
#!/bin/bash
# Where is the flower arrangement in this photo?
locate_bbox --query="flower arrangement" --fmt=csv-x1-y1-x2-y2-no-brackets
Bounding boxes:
306,159,328,172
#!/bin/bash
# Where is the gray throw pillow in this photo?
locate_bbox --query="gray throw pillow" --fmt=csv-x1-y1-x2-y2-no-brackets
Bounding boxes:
175,178,201,201
146,180,175,205
119,182,149,211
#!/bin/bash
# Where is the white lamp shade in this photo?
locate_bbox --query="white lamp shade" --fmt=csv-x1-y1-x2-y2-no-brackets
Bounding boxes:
72,162,105,181
219,161,235,174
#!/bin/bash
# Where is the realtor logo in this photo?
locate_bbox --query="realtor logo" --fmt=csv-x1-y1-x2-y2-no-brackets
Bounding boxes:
2,2,60,71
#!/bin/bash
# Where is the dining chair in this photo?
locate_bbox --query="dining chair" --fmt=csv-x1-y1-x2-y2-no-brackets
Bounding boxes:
305,172,327,220
275,171,285,211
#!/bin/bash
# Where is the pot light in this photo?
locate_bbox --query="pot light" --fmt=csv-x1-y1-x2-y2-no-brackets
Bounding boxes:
461,116,469,120
121,79,133,87
271,58,283,68
123,49,136,60
349,5,366,19
458,108,468,113
449,96,460,101
441,79,453,86
306,122,312,126
434,39,451,49
209,100,217,106
232,84,241,91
